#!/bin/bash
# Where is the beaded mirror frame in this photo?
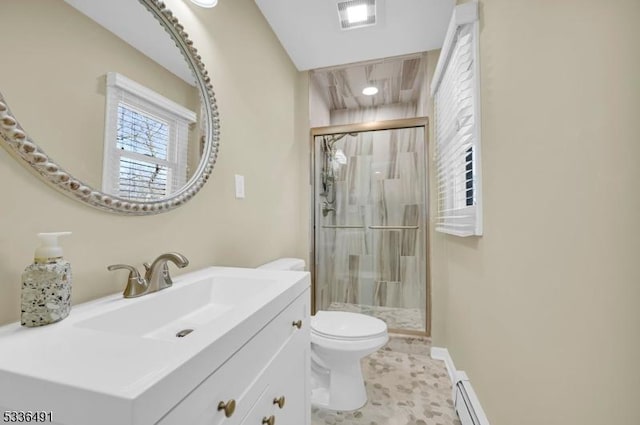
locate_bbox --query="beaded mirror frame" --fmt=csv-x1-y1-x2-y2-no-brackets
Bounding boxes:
0,0,220,215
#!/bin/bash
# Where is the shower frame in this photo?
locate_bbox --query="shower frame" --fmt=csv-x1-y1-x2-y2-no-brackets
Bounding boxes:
309,117,431,337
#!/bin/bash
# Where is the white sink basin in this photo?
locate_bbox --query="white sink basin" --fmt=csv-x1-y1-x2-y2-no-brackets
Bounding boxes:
0,266,310,425
76,276,277,340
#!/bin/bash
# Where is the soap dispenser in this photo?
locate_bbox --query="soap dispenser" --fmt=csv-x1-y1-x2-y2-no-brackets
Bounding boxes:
21,232,72,327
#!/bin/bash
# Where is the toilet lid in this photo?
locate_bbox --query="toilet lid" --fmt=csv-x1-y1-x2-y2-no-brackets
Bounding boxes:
311,311,387,340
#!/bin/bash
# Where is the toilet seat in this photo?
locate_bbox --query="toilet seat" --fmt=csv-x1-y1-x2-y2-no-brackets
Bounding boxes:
311,311,387,341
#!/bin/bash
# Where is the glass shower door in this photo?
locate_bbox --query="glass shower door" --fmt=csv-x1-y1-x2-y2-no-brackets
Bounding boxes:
314,124,428,334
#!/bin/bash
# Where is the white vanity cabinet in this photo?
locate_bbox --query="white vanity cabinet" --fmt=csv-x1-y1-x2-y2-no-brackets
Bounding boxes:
0,267,310,425
157,288,310,425
240,328,309,425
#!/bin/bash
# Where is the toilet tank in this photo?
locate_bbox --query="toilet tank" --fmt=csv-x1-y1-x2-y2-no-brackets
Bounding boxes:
257,258,305,271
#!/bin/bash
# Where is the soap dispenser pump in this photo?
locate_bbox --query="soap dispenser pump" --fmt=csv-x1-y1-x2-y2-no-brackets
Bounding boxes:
21,232,72,327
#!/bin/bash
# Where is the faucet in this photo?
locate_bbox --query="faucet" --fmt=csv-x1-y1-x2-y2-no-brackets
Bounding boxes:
107,264,149,298
322,201,335,217
108,252,189,298
144,252,190,293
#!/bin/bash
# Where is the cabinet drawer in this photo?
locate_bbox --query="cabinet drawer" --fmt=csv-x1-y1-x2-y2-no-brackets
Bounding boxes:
158,289,309,425
240,324,310,425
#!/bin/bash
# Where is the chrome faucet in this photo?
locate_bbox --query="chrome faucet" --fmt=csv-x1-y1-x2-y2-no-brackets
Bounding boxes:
144,252,190,293
108,252,189,298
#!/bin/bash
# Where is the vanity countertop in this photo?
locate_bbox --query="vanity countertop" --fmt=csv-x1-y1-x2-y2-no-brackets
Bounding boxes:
0,267,310,425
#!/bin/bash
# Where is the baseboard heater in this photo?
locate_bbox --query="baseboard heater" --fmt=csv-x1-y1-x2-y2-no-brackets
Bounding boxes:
454,372,491,425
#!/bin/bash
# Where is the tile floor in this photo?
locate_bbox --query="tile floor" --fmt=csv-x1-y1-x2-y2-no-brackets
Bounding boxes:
328,302,426,331
311,335,461,425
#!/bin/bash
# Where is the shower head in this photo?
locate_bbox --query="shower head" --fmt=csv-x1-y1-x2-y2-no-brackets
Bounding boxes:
323,132,359,147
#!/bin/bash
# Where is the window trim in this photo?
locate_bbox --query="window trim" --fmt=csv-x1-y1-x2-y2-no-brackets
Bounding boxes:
431,1,483,237
102,72,196,200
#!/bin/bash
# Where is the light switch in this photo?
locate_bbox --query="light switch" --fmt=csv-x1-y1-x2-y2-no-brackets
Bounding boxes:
235,174,245,199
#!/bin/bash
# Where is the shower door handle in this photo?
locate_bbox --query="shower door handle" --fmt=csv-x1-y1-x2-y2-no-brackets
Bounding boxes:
368,225,419,230
322,225,365,229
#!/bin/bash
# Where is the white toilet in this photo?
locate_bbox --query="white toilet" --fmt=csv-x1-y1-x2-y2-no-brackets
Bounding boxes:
258,258,389,411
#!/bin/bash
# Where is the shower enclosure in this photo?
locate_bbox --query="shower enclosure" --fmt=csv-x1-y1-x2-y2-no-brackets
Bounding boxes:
311,118,430,335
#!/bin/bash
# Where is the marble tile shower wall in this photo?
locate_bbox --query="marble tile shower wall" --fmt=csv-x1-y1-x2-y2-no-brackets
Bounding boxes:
317,126,426,328
330,102,418,126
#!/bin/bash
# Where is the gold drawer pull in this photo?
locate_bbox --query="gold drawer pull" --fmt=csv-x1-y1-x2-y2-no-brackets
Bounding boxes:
273,396,286,409
292,320,302,329
262,415,276,425
217,399,236,417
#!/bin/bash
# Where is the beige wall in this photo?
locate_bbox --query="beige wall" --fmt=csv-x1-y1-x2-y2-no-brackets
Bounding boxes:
431,1,640,424
309,75,331,128
423,49,442,340
0,0,309,325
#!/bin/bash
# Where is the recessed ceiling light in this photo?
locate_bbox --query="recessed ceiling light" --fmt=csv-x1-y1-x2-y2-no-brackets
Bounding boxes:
346,5,368,24
337,0,376,30
362,86,378,96
190,0,218,8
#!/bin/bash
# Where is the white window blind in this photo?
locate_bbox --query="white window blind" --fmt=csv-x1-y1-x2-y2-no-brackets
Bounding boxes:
102,72,196,201
431,2,482,237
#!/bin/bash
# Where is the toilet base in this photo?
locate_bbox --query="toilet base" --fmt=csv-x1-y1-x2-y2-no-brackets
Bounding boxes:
311,359,368,411
309,311,389,412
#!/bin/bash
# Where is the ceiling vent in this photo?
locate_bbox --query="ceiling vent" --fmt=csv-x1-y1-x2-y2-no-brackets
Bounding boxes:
337,0,376,30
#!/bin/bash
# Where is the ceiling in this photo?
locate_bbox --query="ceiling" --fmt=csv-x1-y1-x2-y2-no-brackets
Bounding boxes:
254,0,454,71
64,0,194,85
311,53,427,110
64,0,450,111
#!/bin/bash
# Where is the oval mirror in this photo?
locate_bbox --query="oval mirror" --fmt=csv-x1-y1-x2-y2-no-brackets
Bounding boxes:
0,0,220,215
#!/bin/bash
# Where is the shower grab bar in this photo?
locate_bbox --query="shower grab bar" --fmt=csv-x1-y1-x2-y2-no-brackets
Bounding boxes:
368,225,419,230
321,225,420,230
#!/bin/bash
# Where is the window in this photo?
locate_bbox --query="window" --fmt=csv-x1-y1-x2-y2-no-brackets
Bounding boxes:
102,72,196,201
431,2,482,236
